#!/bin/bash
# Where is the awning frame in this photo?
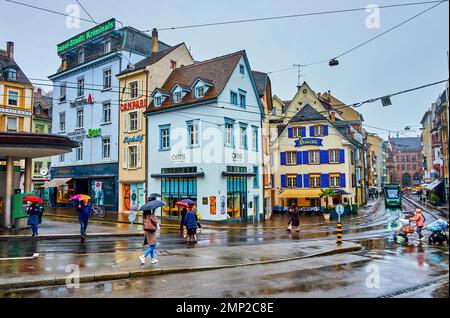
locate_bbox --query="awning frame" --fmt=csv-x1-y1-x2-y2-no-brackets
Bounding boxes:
41,178,72,188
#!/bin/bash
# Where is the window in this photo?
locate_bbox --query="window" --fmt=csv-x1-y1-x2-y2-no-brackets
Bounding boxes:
309,150,320,164
413,165,417,170
253,166,259,188
396,155,400,162
329,149,340,163
102,138,110,159
251,127,258,151
154,96,163,106
128,146,138,168
401,165,406,170
351,151,355,165
292,126,303,138
103,69,112,89
287,175,297,188
225,123,234,146
286,151,297,165
195,86,205,98
76,109,84,128
6,117,17,132
59,112,66,132
240,125,247,149
230,91,238,105
330,175,341,187
8,90,18,106
78,50,84,64
173,91,182,103
412,156,417,162
76,142,83,161
60,82,66,102
310,175,321,188
239,90,246,108
59,154,65,163
34,161,43,174
160,126,170,150
407,164,411,170
188,121,199,147
239,64,245,75
314,125,324,137
8,68,17,81
102,102,111,123
104,40,111,54
129,111,139,131
77,78,84,97
130,81,139,99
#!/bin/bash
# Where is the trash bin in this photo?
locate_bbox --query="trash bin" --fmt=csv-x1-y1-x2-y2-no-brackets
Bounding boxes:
13,192,33,229
351,204,358,215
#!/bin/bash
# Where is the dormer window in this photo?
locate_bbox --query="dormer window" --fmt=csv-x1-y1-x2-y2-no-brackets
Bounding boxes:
104,40,111,54
7,68,17,81
35,105,41,115
78,50,85,64
154,97,163,106
239,64,245,75
195,86,205,98
173,91,182,103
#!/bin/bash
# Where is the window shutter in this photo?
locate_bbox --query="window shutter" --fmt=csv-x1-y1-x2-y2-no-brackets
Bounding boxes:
303,175,310,188
310,126,315,137
323,125,329,136
301,127,306,137
122,148,128,169
137,112,142,131
136,145,142,168
320,150,329,164
340,149,345,163
321,174,330,188
281,175,287,188
302,151,309,164
139,80,144,97
296,151,303,165
123,113,129,132
280,152,286,165
288,128,293,138
340,173,347,188
297,174,303,188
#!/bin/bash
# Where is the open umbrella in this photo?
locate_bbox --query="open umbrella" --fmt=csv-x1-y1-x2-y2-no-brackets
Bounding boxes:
176,199,196,207
22,195,43,204
69,194,91,202
139,200,166,212
149,193,162,198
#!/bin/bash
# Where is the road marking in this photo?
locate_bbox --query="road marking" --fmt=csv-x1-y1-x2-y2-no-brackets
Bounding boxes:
0,253,40,262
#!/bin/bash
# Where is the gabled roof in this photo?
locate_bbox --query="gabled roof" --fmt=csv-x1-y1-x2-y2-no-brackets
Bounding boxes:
290,104,326,123
0,54,32,86
146,50,244,112
170,83,192,92
252,70,268,97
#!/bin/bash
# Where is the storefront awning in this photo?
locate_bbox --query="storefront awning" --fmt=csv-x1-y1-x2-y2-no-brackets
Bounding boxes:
151,172,205,179
279,189,323,198
426,180,443,191
41,178,72,188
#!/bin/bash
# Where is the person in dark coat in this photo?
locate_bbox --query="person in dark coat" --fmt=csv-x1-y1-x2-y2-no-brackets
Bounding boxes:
287,203,300,233
78,201,92,242
139,211,158,265
27,202,41,237
184,204,198,244
180,207,187,239
143,196,157,247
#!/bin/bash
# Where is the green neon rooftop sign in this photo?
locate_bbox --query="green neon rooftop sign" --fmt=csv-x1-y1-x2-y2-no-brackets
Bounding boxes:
57,18,116,54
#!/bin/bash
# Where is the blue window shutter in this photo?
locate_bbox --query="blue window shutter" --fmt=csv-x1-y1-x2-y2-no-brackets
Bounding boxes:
320,150,329,164
340,149,345,163
321,174,330,188
304,174,310,188
302,151,309,164
323,125,329,136
280,152,286,165
340,173,346,187
310,126,315,137
301,127,306,137
281,175,287,188
297,174,303,188
288,127,293,138
296,151,303,165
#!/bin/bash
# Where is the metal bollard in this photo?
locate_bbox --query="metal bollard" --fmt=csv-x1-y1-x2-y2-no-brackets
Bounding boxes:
337,223,343,245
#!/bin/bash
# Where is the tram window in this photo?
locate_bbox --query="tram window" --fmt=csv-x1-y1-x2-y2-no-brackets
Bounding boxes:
386,189,400,199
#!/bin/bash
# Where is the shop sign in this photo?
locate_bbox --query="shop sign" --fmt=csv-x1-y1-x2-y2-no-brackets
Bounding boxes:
220,196,226,215
123,134,144,144
232,153,243,162
70,94,94,108
171,153,186,162
66,129,86,141
0,106,32,116
120,98,146,112
86,128,102,138
295,138,323,147
54,168,74,176
57,18,116,54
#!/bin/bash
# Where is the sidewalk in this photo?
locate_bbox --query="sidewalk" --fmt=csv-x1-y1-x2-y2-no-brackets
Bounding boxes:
0,240,361,290
405,195,449,218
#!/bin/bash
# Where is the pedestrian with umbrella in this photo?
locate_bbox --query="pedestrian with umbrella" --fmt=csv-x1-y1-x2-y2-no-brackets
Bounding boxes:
23,196,43,237
139,199,165,265
142,195,162,246
70,195,92,242
182,201,198,245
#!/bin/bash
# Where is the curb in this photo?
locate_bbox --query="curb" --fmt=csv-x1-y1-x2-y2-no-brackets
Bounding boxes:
0,243,362,290
0,232,143,241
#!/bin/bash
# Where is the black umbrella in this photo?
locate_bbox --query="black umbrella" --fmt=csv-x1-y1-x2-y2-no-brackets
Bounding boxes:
149,193,162,198
139,200,166,212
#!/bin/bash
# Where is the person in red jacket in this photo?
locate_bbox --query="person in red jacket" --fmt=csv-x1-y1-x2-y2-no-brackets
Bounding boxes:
409,209,425,240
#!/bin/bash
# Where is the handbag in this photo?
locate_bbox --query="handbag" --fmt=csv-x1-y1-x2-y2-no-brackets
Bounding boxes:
143,215,157,232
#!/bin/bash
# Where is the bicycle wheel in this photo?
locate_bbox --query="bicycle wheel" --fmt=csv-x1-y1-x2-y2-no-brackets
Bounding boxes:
97,207,106,218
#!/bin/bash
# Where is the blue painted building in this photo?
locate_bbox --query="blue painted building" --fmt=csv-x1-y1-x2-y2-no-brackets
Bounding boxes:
48,19,170,210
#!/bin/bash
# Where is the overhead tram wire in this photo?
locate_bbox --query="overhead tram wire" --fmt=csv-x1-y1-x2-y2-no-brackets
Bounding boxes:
75,0,98,25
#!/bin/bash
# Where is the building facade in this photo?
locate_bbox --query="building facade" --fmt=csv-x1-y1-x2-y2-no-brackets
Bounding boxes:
117,39,194,213
435,87,449,202
388,137,422,186
270,82,359,211
366,133,384,188
146,51,264,222
420,109,434,183
49,19,169,211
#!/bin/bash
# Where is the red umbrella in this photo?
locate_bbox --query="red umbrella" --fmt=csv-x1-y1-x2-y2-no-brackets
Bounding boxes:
175,201,189,207
22,195,43,204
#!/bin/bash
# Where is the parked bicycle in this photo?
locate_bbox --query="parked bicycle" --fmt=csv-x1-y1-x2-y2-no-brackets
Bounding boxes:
91,203,106,218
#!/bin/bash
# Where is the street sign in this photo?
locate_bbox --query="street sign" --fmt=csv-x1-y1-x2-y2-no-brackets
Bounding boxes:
128,211,136,223
381,96,392,107
336,204,345,215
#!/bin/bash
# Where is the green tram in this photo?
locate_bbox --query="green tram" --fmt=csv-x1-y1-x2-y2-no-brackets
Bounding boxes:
384,184,402,208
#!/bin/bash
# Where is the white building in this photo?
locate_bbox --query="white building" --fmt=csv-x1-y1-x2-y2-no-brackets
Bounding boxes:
146,51,264,222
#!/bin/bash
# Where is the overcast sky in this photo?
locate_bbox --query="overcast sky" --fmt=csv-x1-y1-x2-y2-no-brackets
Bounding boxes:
1,0,448,138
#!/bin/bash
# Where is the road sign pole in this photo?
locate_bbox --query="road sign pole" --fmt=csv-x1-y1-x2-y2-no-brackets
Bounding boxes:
336,205,344,245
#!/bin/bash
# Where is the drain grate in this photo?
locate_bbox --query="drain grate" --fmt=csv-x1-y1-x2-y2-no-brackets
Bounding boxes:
377,275,449,298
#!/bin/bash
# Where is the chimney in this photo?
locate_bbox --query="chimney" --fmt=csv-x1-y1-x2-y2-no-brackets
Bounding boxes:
330,111,336,122
6,41,14,59
151,28,159,54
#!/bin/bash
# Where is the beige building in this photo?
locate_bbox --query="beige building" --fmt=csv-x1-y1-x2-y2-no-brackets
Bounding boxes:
366,133,384,188
116,35,194,213
420,110,433,182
